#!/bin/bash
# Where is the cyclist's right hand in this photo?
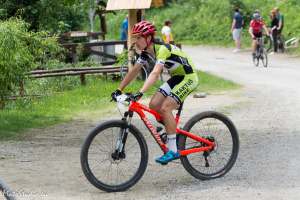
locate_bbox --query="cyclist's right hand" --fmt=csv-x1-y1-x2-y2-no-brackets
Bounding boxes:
131,92,143,101
111,89,122,102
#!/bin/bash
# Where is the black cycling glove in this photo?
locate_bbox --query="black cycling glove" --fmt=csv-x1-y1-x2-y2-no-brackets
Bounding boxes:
111,89,122,102
132,92,143,101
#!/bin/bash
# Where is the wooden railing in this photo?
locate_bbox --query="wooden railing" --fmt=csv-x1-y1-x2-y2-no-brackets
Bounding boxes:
62,40,127,65
26,66,127,85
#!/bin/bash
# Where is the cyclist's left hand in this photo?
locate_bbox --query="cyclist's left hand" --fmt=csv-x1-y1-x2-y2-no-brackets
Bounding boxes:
132,92,143,101
111,89,122,102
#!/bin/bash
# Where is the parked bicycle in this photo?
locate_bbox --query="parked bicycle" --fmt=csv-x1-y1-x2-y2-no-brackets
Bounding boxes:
267,31,285,53
253,36,268,67
80,93,239,192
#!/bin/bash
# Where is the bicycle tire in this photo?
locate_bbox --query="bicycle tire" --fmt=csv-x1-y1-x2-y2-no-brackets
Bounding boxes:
253,54,259,67
120,65,149,81
177,111,239,180
265,36,273,53
0,179,16,200
261,50,268,68
120,65,128,80
278,36,285,53
81,120,148,192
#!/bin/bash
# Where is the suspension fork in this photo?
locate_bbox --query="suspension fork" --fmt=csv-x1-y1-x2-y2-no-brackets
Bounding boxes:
116,111,133,154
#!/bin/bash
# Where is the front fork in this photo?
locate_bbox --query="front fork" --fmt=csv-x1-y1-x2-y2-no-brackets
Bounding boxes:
112,111,133,160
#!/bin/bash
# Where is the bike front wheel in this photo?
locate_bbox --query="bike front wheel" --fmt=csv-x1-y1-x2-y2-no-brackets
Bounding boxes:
253,53,259,67
81,120,148,192
177,111,239,180
261,50,268,67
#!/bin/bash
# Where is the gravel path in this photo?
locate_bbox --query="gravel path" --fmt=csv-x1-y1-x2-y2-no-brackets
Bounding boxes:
1,46,300,200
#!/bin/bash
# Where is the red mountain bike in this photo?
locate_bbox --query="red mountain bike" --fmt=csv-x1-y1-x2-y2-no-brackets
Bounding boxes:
80,94,239,192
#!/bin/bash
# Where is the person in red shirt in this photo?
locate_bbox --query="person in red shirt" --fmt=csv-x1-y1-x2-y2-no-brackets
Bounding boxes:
249,13,269,58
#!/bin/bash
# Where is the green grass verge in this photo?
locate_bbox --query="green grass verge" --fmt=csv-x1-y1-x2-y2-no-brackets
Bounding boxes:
196,71,241,93
0,71,240,139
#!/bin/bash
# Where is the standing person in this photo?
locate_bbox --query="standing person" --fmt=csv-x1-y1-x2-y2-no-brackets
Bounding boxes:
274,7,284,34
111,21,199,164
161,20,174,44
249,13,269,58
231,8,244,52
120,15,128,40
270,9,279,53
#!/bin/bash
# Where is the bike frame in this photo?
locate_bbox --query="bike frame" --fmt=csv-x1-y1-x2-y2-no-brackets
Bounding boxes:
128,100,215,156
256,37,264,52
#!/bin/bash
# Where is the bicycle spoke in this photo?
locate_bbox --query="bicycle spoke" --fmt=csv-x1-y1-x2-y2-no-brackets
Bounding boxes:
81,122,147,191
180,112,238,179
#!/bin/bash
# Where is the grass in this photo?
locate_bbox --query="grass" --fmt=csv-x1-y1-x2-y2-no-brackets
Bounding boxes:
0,77,155,139
196,71,241,93
0,71,240,140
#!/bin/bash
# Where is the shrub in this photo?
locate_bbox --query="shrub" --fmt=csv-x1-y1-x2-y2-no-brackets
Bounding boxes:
0,19,62,108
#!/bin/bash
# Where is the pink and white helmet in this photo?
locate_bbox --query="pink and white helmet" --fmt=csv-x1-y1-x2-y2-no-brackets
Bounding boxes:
132,21,156,37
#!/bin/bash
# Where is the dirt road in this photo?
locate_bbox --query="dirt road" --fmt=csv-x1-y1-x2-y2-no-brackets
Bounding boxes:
1,46,300,200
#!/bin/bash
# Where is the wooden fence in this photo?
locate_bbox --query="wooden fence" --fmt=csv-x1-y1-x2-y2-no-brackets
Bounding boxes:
62,40,127,65
26,66,127,85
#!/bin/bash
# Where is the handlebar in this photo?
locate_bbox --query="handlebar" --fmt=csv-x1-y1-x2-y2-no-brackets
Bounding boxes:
114,93,140,105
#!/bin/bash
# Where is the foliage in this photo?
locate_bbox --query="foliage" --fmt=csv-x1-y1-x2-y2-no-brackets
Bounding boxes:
105,0,300,49
0,19,63,107
26,60,100,95
0,0,86,33
116,50,129,66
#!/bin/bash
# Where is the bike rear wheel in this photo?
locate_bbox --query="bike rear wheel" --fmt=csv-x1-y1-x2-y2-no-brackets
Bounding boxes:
81,120,148,192
177,111,239,180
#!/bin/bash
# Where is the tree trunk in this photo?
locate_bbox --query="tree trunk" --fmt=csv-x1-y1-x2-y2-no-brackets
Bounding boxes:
0,99,5,110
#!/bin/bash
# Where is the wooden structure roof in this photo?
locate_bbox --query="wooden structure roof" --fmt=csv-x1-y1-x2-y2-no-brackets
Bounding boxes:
106,0,152,10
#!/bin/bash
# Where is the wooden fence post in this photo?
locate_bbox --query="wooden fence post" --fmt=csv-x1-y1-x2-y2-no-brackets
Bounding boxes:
71,45,77,63
128,10,138,69
0,100,4,109
19,80,25,97
80,74,86,85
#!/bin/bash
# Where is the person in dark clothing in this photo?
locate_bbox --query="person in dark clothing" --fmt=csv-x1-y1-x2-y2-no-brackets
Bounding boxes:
270,9,279,52
274,7,284,34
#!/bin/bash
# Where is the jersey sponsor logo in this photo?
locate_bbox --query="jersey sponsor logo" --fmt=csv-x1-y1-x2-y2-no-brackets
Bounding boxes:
174,79,194,99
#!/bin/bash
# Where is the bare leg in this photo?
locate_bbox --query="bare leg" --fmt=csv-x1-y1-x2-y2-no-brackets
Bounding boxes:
252,40,257,54
236,38,241,49
160,97,179,134
155,97,181,163
149,92,166,113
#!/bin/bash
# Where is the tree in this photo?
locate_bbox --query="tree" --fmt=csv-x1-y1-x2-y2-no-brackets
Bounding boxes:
0,19,62,108
0,0,86,33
